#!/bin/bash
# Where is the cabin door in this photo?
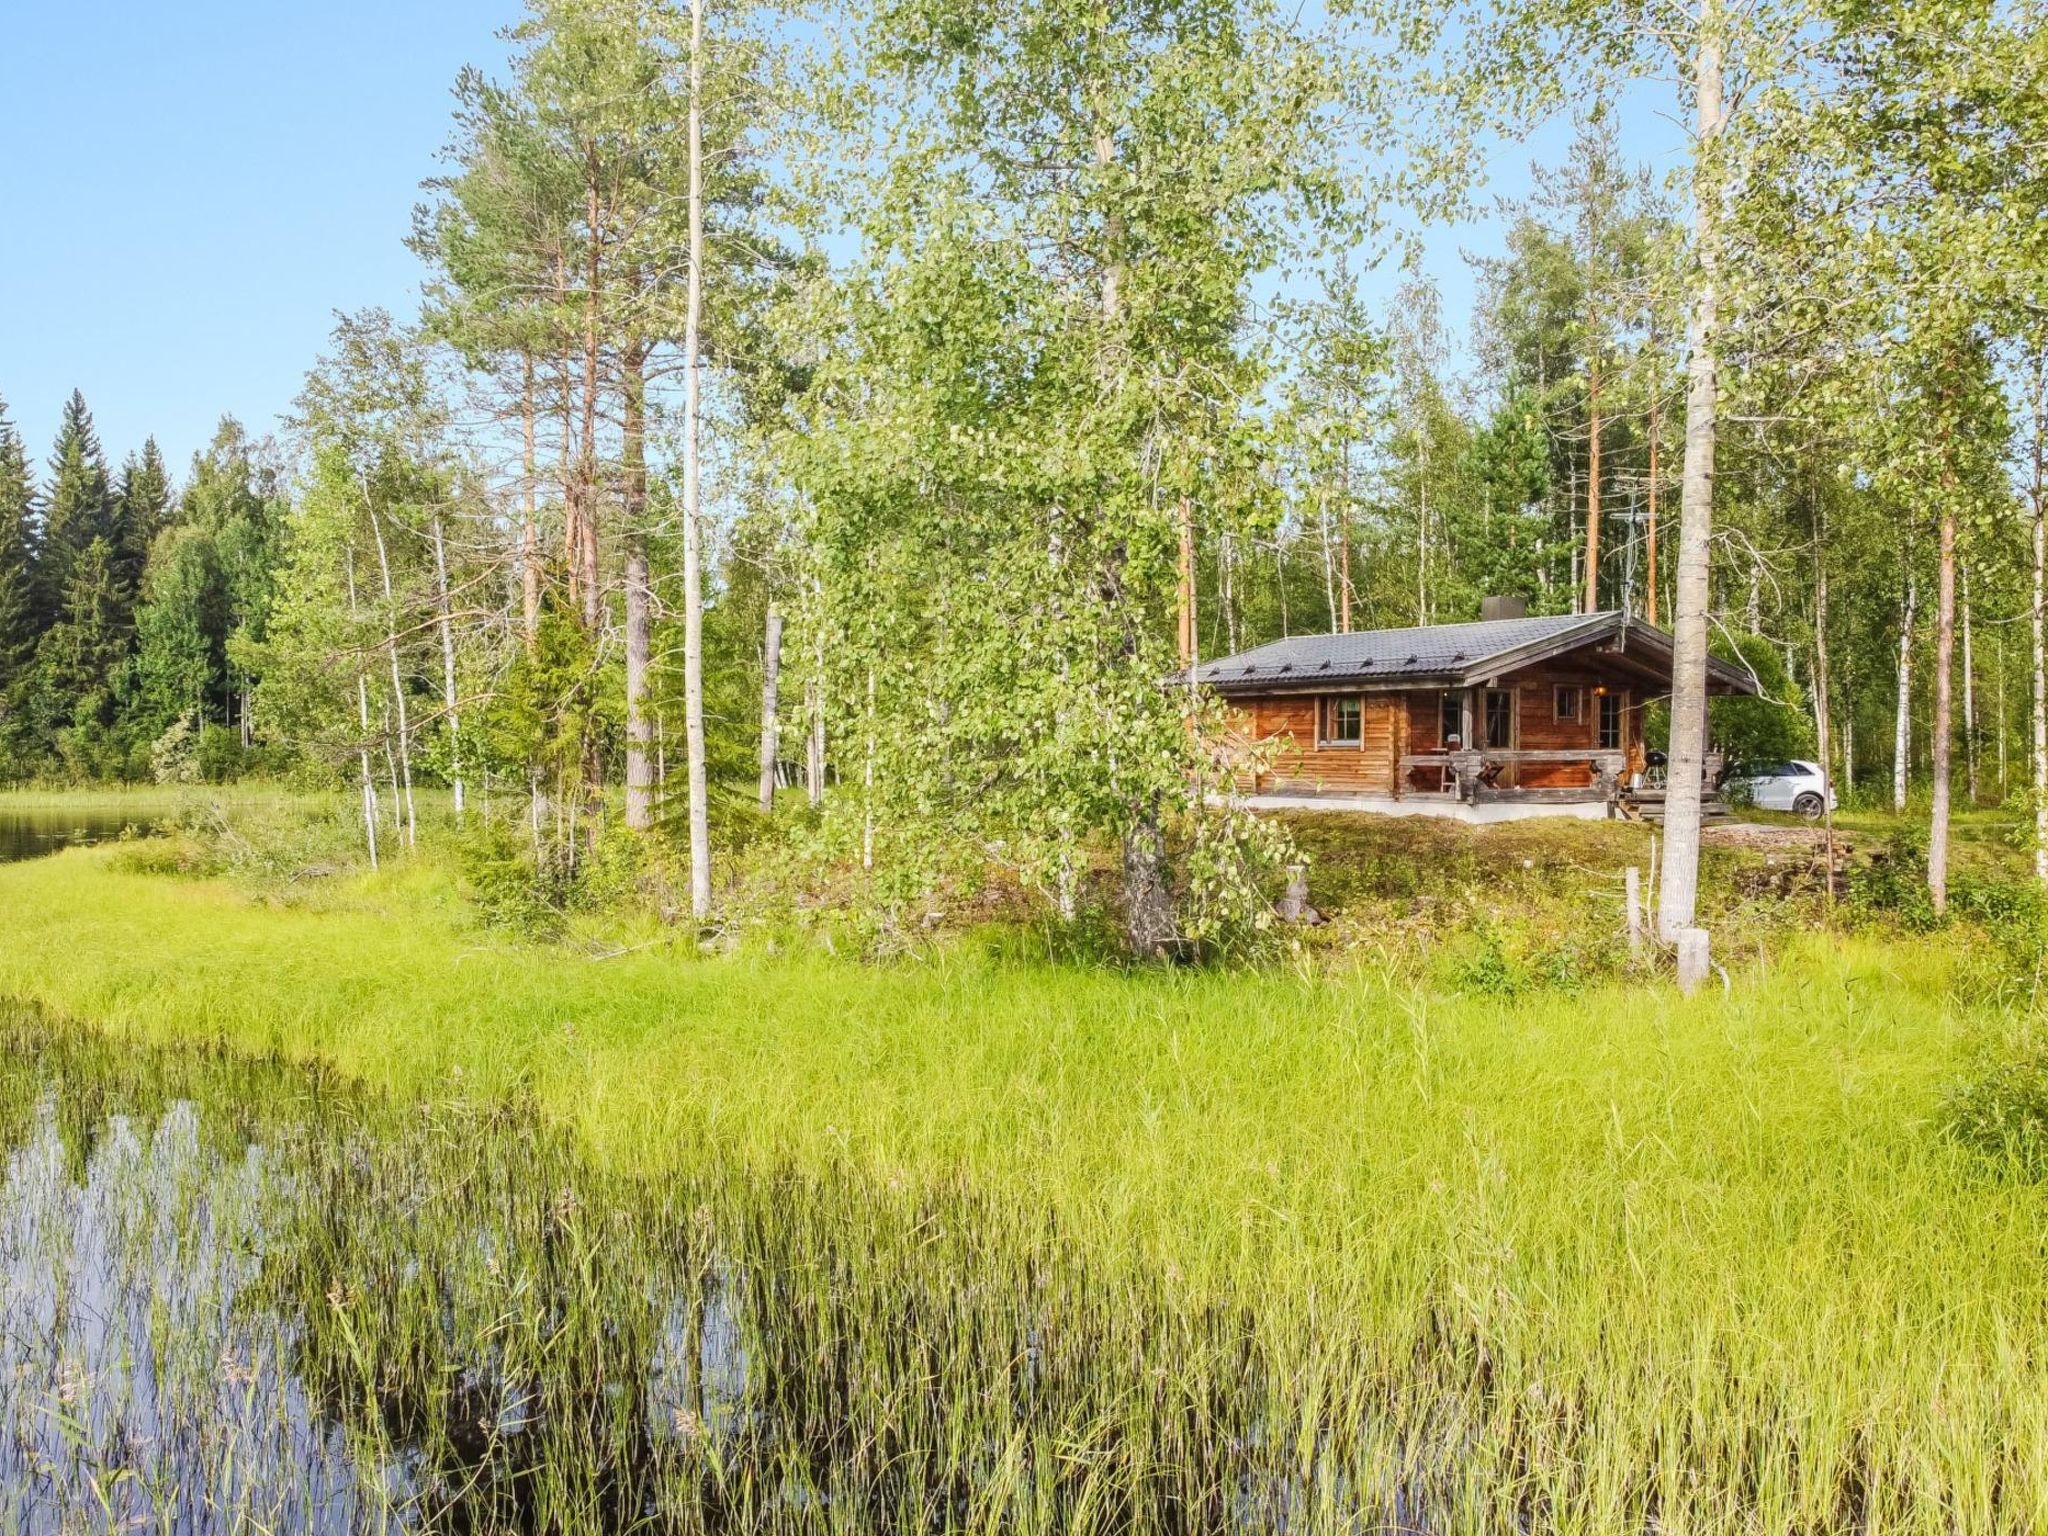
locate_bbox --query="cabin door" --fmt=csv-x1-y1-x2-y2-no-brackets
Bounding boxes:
1484,688,1516,786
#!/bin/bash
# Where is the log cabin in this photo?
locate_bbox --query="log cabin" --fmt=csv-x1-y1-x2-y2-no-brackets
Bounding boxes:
1190,601,1759,822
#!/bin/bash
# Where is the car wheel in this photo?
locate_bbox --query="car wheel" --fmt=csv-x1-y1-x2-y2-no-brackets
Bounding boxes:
1793,792,1824,818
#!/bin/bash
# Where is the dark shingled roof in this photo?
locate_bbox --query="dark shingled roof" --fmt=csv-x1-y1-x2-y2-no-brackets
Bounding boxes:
1192,612,1611,689
1184,611,1758,695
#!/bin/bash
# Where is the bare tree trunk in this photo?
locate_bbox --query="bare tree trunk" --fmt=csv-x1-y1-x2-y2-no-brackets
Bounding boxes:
680,0,712,917
861,666,876,872
1338,447,1353,632
807,602,826,809
1276,538,1290,637
1812,524,1836,921
347,546,379,871
1315,491,1336,629
385,733,403,837
1122,802,1176,958
1177,496,1196,666
624,345,656,832
367,503,417,849
1415,428,1429,626
2032,354,2047,881
1930,510,1956,914
431,513,463,822
1096,117,1174,958
1222,528,1239,653
1895,576,1916,813
759,604,783,813
577,151,604,639
1997,631,2008,802
1646,354,1661,625
1962,565,1976,805
1585,352,1602,614
1655,9,1725,941
520,351,540,645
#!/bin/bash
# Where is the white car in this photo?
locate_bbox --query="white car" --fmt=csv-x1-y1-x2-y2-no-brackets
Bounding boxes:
1725,759,1837,817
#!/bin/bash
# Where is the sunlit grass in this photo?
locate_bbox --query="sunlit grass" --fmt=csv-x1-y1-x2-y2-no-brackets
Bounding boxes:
1,811,2044,1529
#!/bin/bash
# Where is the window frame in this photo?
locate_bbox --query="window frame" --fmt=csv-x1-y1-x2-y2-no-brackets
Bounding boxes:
1438,691,1464,748
1320,694,1363,748
1484,689,1515,751
1554,684,1581,723
1597,691,1626,751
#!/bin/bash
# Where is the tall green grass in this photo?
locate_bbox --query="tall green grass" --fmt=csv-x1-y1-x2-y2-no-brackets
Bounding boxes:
1,837,2044,1529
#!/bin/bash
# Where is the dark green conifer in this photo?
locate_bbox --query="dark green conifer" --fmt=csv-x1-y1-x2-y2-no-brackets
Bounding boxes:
0,396,37,689
114,437,174,605
36,391,115,628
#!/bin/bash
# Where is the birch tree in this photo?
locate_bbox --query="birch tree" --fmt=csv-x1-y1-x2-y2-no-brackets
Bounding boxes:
792,0,1362,953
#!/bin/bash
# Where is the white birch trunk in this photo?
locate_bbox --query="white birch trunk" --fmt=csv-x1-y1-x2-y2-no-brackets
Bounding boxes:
1656,5,1725,941
623,340,656,833
862,667,876,872
367,502,417,849
2034,478,2046,881
431,513,463,822
1962,566,1976,806
346,546,379,871
679,0,712,916
759,604,784,813
1930,512,1955,914
1895,577,1915,814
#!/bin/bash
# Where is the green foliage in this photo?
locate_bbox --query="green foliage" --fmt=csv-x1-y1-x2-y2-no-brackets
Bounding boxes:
1942,1047,2048,1180
1709,632,1813,767
1846,824,1941,930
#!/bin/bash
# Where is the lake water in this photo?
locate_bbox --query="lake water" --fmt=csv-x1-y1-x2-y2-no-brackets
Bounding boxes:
0,805,159,863
0,1011,1395,1535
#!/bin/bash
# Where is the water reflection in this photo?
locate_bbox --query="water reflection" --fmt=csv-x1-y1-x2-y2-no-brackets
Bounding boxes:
0,1016,1396,1535
0,807,158,863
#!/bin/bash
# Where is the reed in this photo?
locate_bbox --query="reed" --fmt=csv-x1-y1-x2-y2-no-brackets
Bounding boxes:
0,837,2042,1530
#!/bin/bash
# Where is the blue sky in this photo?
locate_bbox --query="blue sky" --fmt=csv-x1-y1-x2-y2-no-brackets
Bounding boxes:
0,0,514,473
0,3,1685,479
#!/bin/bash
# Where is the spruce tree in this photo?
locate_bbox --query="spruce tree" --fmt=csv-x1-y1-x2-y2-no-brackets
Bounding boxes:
34,537,129,731
114,437,174,606
0,397,37,693
36,391,115,629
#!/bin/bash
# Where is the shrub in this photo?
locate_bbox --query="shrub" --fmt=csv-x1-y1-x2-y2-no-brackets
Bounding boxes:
1941,1049,2048,1179
196,723,246,783
1846,825,1941,931
458,819,577,939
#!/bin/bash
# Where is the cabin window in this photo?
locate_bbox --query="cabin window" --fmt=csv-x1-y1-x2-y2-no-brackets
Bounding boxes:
1484,689,1514,750
1598,692,1625,750
1554,685,1581,722
1322,695,1362,747
1439,692,1464,747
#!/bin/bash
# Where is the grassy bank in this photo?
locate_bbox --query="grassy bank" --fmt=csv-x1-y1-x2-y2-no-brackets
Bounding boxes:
2,825,2046,1527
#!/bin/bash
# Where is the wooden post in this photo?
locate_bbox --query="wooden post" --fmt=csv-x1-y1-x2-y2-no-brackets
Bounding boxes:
1675,927,1711,995
1625,866,1643,954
